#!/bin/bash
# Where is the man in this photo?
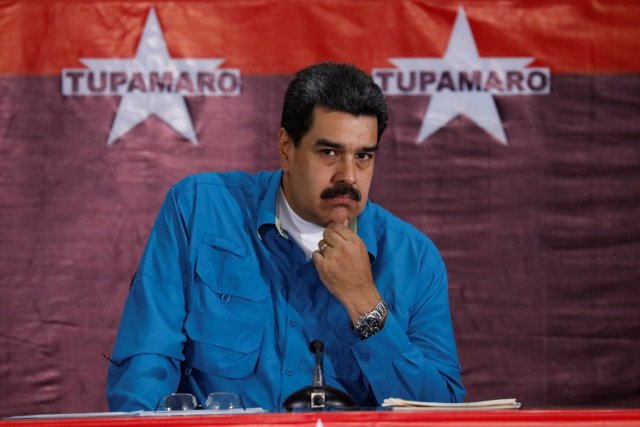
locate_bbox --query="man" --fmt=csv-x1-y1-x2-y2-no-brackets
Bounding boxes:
107,62,465,411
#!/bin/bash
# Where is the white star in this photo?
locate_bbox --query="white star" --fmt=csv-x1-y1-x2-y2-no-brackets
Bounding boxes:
390,7,534,145
81,8,224,145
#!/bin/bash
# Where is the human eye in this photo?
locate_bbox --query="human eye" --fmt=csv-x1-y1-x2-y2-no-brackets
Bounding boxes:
356,152,374,161
319,148,337,156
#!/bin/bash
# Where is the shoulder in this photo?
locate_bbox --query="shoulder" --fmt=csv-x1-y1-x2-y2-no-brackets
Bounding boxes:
366,202,443,268
367,202,432,244
173,171,275,193
159,170,279,244
171,170,275,197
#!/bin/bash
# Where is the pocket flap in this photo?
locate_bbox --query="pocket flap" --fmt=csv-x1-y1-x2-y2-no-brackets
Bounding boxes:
185,309,263,354
195,239,269,302
201,232,245,256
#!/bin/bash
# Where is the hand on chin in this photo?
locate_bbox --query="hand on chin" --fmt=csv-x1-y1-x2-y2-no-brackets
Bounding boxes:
326,207,351,227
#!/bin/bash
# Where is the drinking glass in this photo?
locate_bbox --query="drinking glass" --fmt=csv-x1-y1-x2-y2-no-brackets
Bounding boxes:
204,392,244,410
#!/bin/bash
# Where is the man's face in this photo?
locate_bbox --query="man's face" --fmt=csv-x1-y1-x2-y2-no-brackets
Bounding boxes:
279,106,378,227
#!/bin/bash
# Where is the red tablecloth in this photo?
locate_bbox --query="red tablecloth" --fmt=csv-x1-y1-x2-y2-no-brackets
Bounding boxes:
3,410,640,427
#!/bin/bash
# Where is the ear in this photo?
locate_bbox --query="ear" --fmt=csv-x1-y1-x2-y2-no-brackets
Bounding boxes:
278,128,294,171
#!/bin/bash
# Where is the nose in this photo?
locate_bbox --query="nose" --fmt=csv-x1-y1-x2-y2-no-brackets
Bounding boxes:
334,156,356,185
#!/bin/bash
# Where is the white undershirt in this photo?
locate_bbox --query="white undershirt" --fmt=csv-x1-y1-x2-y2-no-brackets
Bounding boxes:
277,188,325,260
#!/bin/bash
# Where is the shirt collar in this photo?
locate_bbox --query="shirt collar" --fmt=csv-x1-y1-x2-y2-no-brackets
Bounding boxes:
256,169,378,262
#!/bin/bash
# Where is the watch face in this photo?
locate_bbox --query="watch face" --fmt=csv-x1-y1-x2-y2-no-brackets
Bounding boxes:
357,316,382,338
355,298,387,338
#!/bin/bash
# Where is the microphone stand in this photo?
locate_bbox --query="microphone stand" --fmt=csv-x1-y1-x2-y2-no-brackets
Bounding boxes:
282,340,358,411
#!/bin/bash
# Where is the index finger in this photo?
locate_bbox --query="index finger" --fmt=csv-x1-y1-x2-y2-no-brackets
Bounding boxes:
326,222,355,241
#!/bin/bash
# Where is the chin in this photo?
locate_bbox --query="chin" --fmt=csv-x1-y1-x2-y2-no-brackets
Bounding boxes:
326,210,352,226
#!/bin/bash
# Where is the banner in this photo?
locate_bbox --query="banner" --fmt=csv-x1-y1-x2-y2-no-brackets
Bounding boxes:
0,1,639,416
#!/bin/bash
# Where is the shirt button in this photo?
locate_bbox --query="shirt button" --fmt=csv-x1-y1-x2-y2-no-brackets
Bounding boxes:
286,369,295,376
220,294,231,304
359,353,370,362
289,320,297,327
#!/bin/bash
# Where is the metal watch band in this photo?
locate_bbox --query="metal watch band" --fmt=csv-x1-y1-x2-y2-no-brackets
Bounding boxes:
354,298,388,339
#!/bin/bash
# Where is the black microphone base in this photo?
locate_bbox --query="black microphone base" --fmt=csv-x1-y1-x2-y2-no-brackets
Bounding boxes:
283,385,358,411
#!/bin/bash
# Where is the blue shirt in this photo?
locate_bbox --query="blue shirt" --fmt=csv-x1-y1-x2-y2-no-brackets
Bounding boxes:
106,170,465,411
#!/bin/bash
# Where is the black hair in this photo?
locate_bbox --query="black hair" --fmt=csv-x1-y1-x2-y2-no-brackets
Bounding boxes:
280,62,388,146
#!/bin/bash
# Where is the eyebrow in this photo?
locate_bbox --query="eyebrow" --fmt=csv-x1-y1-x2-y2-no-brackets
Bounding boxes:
314,138,379,152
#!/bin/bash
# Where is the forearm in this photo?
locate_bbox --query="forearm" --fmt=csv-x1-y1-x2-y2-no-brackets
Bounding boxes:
107,354,181,411
107,186,191,411
352,312,465,404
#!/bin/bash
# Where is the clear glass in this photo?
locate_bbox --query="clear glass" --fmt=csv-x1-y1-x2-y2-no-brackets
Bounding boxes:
161,393,198,411
156,392,244,411
204,392,244,410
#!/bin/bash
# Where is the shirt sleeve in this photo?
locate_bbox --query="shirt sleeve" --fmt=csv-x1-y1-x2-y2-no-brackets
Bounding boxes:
106,186,192,411
351,257,466,404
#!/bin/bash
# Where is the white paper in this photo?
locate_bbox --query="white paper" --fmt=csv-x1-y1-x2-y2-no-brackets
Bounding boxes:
382,397,522,411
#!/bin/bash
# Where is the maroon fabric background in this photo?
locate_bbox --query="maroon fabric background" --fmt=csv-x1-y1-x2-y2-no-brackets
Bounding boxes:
1,73,639,416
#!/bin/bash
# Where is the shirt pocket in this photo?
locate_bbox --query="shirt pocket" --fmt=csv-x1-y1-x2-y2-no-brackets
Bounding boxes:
185,233,269,380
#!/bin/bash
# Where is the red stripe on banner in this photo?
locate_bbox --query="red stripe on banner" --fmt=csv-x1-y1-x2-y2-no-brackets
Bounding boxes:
0,1,639,75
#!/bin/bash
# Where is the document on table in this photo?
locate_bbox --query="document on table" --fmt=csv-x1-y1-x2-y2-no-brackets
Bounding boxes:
382,397,522,411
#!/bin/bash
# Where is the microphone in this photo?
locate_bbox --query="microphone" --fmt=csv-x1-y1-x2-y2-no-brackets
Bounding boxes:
310,340,324,387
282,339,358,411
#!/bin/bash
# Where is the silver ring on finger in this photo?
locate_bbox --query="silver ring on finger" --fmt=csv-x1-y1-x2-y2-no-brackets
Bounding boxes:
318,240,330,255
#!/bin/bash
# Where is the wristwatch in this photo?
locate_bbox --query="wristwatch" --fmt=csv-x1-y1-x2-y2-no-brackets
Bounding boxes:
354,298,388,339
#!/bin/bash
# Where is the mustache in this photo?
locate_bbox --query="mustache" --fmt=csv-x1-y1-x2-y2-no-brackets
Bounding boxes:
320,183,362,202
